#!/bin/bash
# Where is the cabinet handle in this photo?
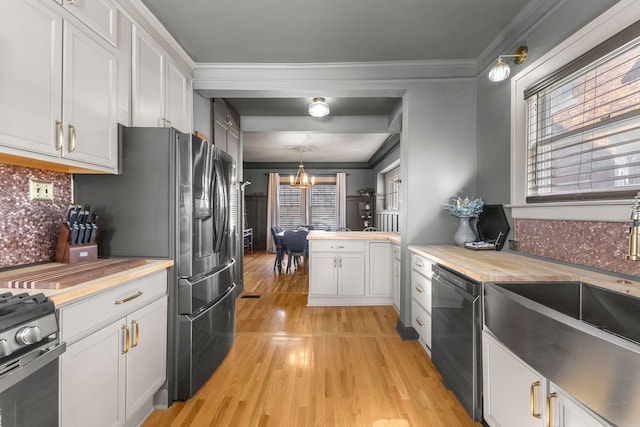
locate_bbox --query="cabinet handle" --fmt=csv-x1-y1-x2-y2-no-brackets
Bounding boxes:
131,320,140,348
333,257,337,268
115,291,143,305
415,261,424,268
226,114,232,126
546,392,557,427
68,124,76,152
67,0,76,4
162,118,172,127
122,325,130,354
331,245,345,249
56,121,64,150
415,317,425,327
414,285,424,294
530,381,541,419
339,258,342,268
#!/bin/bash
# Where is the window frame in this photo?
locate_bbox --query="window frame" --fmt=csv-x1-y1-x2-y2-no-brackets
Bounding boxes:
509,0,639,222
277,176,338,229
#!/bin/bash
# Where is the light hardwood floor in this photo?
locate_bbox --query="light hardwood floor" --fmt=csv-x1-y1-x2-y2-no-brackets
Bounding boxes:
143,251,482,427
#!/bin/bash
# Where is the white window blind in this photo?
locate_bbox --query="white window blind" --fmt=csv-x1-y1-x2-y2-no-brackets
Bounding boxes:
525,23,640,202
278,185,302,230
278,177,337,229
309,183,337,229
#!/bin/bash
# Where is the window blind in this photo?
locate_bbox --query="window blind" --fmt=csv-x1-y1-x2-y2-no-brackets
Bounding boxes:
278,185,302,230
525,24,640,202
309,184,337,229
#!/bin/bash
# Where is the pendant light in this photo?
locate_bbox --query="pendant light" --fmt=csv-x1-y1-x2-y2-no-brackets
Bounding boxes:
290,149,315,188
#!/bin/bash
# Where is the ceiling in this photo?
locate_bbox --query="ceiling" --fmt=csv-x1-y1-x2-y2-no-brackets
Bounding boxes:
140,0,535,163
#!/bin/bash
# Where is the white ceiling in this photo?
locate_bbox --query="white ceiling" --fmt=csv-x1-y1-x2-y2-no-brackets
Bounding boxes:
140,0,536,163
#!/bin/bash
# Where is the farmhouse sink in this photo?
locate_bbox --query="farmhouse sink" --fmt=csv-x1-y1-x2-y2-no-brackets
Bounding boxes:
484,281,640,427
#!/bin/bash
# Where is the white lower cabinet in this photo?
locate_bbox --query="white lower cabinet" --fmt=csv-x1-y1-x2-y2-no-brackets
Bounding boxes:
391,243,401,313
410,251,433,352
483,330,610,427
59,271,168,427
308,239,393,305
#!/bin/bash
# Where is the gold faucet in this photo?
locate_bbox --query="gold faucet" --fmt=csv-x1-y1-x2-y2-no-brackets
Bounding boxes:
626,192,640,261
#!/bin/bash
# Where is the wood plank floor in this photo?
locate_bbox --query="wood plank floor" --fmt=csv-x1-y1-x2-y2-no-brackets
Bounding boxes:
143,251,482,427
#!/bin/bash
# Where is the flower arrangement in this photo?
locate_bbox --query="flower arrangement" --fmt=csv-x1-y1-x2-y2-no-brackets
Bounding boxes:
445,196,484,217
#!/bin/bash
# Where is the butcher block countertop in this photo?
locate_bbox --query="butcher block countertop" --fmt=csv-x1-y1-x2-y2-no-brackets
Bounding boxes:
0,259,173,306
409,245,640,299
308,231,400,242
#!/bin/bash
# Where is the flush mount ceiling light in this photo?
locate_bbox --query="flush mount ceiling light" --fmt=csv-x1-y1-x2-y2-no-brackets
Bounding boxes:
308,97,330,118
290,149,315,188
488,46,528,82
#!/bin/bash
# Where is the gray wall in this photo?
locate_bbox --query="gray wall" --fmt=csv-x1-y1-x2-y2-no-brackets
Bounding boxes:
475,0,620,206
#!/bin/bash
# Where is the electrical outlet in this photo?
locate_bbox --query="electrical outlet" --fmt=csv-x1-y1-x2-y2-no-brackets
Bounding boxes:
29,179,54,202
508,239,520,251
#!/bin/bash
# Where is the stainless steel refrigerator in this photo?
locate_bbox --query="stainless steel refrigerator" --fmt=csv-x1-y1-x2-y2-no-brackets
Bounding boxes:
74,126,237,403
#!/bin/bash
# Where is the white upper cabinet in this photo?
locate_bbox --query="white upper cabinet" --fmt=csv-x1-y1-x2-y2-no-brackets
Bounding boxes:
0,0,118,172
132,26,192,134
0,0,63,158
62,22,117,168
59,0,118,46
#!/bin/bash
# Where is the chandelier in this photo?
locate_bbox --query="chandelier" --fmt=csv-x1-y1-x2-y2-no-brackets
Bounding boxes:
290,149,315,188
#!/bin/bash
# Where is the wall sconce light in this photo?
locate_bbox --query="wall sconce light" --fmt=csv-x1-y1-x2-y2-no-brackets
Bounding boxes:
308,97,330,117
488,46,528,82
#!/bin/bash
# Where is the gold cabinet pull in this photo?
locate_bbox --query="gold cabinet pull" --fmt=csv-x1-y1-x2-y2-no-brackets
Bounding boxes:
67,0,76,4
415,317,425,327
122,325,130,354
56,121,64,150
115,291,143,305
333,257,337,268
530,381,541,419
131,320,140,348
339,258,342,268
68,124,76,152
415,261,424,268
414,285,424,294
546,392,557,427
331,245,345,249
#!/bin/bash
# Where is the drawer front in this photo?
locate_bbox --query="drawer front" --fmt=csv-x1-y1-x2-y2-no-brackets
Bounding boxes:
411,270,432,313
59,270,167,343
311,240,365,252
411,253,433,278
411,300,431,349
392,244,401,260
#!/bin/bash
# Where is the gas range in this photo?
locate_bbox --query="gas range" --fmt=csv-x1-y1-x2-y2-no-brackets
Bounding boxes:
0,292,58,362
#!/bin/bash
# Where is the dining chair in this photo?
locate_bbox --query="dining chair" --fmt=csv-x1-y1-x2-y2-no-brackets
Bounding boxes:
335,227,351,231
363,226,377,231
283,229,309,273
271,226,284,271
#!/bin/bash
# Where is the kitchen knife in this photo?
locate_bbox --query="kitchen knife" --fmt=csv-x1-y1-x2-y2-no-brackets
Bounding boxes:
70,222,80,245
88,213,98,244
65,205,76,227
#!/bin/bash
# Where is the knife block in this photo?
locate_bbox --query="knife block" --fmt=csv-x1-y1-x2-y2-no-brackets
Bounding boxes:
55,223,98,263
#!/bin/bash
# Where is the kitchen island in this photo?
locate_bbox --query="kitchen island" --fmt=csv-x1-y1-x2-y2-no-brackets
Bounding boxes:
307,231,399,306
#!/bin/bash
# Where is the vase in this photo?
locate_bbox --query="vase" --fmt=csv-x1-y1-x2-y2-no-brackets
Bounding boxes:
453,216,477,246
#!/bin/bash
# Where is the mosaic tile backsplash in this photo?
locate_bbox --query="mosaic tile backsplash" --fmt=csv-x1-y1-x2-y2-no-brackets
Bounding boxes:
515,218,640,278
0,163,72,268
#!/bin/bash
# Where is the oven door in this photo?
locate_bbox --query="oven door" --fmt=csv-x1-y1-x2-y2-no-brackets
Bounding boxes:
0,340,66,427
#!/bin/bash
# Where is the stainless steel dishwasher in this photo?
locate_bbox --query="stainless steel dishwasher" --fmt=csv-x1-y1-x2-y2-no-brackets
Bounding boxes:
431,264,482,422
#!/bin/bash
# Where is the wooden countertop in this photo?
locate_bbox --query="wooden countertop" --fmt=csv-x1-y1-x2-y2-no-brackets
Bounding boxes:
308,231,400,241
408,245,640,299
0,259,173,306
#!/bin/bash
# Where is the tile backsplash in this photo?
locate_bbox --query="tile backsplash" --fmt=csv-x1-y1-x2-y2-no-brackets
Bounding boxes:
515,218,640,278
0,163,72,268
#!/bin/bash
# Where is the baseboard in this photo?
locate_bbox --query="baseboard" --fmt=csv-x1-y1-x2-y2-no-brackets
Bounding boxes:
395,318,419,340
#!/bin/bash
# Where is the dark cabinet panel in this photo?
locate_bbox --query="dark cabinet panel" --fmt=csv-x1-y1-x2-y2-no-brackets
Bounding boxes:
244,195,267,250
